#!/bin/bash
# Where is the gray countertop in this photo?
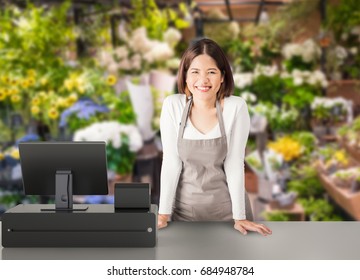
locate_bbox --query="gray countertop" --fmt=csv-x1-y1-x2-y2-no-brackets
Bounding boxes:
1,221,360,260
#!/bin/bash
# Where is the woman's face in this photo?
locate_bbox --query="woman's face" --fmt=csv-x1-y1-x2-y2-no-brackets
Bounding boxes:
186,54,224,101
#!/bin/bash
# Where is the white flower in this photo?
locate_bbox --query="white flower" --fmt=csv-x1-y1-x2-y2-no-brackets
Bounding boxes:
254,64,278,77
282,39,320,63
335,46,348,60
229,21,241,38
118,20,128,40
131,54,142,70
350,47,358,55
144,42,174,64
98,50,113,67
118,58,132,71
293,77,303,86
163,27,182,48
341,33,349,41
128,27,153,54
350,26,360,35
114,46,129,60
233,72,253,88
166,58,181,70
14,17,31,31
108,62,119,74
73,121,143,152
241,91,257,103
280,71,291,79
302,39,321,62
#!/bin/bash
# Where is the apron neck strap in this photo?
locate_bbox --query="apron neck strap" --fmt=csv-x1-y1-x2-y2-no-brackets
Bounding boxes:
178,96,226,139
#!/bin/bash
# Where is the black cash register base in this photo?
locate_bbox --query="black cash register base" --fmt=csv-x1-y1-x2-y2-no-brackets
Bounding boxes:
2,204,158,248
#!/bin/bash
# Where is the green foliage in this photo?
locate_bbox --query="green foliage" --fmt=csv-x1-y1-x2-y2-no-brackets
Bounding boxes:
299,197,343,221
0,1,75,73
104,90,136,125
324,0,360,79
337,125,349,137
288,165,324,199
224,40,255,72
225,38,280,72
284,56,316,73
129,0,189,40
267,105,300,133
244,0,320,45
106,134,136,175
0,119,12,143
291,131,317,155
250,75,284,105
282,79,320,110
262,211,290,221
325,0,360,40
353,117,360,131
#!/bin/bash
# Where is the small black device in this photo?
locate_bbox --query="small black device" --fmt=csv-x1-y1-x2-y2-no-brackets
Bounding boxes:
114,183,150,211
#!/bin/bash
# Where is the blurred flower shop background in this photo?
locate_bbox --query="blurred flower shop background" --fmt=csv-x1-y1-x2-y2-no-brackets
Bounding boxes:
0,0,359,221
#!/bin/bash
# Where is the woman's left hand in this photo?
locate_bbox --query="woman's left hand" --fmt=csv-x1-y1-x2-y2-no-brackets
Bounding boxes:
234,220,272,236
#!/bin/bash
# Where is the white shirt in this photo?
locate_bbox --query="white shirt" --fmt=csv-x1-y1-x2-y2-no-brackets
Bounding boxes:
159,94,250,220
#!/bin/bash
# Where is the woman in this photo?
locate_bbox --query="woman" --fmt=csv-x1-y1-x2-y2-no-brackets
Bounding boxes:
158,38,272,236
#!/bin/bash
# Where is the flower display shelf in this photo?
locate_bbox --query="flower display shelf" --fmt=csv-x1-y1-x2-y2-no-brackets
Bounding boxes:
318,172,360,220
327,80,360,115
264,203,305,221
337,137,360,164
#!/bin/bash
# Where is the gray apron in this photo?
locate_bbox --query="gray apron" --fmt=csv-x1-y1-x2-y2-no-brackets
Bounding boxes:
173,96,253,221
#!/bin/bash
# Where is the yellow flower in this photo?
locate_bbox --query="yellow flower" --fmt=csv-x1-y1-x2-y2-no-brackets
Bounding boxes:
3,88,10,96
31,105,40,115
40,78,48,86
56,97,70,108
68,93,78,103
334,150,349,166
27,69,36,77
38,91,48,100
77,86,85,94
9,88,19,95
48,107,59,119
27,77,36,87
10,79,18,86
0,152,5,160
268,136,302,162
10,94,21,103
62,99,71,108
0,90,6,101
1,76,10,84
21,80,30,88
106,75,117,86
10,148,20,160
64,79,74,91
31,97,41,106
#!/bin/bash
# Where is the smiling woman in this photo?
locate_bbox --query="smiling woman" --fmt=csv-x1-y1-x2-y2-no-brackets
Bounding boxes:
157,38,272,236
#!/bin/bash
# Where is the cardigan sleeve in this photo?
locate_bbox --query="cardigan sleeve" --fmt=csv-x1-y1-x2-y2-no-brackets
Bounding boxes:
224,98,250,220
158,96,183,215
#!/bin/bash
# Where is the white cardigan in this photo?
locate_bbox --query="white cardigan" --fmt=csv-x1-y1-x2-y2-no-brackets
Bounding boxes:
159,94,250,220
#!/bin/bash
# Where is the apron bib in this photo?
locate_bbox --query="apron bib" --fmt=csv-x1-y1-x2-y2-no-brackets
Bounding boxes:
173,96,253,221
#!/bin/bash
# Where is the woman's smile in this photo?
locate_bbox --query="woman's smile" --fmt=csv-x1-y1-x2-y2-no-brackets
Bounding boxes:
186,54,223,101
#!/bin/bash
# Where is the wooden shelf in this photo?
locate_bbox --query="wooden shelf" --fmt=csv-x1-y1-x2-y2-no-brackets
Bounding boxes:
265,203,305,221
318,172,360,220
336,135,360,162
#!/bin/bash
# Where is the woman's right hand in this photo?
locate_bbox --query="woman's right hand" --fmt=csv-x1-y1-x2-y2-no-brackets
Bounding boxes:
158,214,170,229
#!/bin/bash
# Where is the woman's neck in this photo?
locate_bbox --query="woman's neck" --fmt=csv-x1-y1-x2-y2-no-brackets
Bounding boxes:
191,95,217,110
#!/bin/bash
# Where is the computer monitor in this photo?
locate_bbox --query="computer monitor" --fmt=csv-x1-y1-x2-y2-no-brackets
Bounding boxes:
19,141,108,211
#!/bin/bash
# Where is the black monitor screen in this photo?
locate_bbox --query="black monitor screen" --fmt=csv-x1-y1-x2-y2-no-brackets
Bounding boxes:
19,142,108,202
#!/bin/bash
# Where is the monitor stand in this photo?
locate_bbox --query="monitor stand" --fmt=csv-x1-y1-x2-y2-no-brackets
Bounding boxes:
41,170,88,212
